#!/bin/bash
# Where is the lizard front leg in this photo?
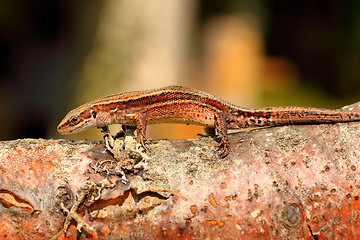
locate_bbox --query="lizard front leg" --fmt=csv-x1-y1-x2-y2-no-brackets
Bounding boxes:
134,114,150,152
100,126,115,151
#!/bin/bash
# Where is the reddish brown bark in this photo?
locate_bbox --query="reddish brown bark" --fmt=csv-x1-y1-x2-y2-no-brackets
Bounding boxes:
0,121,359,239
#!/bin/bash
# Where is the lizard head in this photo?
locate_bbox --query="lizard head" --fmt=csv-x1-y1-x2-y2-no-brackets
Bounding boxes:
57,106,98,135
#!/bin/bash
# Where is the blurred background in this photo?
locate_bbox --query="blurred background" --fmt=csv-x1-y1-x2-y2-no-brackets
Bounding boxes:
1,0,360,141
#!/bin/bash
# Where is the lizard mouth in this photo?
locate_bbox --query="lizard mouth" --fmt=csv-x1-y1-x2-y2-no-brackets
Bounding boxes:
56,124,67,134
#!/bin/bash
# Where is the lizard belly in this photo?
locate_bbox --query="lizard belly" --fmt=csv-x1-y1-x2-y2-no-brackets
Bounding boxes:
145,103,217,127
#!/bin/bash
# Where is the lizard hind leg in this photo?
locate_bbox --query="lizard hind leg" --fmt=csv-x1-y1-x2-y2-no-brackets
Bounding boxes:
214,112,231,158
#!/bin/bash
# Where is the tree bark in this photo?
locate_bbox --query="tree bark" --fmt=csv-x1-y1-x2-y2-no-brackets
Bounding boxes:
0,121,359,239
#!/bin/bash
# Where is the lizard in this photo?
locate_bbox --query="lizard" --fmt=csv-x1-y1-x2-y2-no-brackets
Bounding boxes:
57,85,360,157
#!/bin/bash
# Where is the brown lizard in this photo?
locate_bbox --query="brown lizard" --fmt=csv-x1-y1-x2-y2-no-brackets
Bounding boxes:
57,86,360,157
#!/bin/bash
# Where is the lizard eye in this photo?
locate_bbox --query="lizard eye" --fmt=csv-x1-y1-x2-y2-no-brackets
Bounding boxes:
91,110,97,118
69,116,79,126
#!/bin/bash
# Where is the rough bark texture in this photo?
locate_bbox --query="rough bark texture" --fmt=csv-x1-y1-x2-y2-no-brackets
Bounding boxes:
0,122,359,239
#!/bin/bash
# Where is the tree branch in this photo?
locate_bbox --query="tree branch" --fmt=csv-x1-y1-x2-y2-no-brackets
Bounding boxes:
0,121,359,239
